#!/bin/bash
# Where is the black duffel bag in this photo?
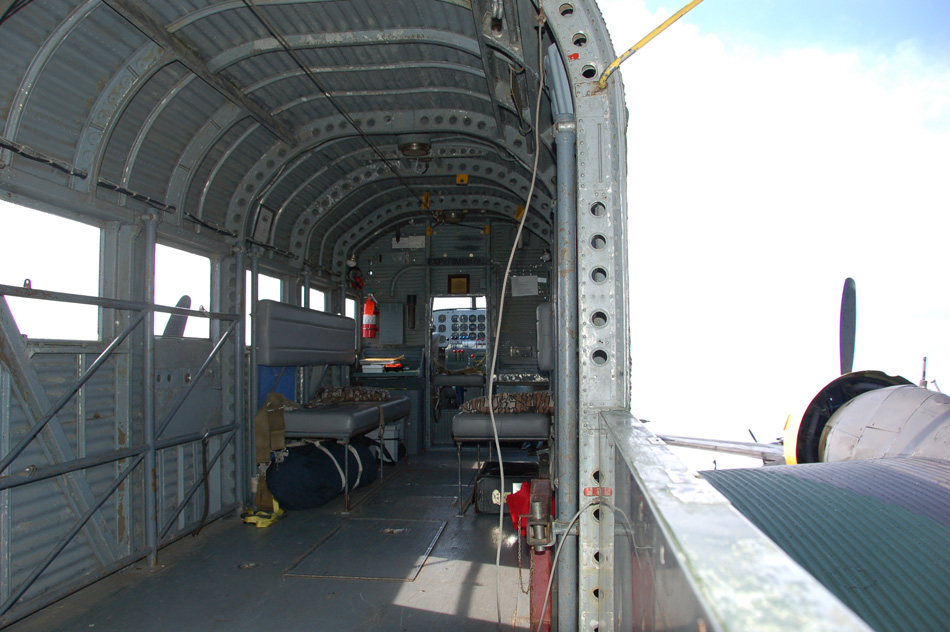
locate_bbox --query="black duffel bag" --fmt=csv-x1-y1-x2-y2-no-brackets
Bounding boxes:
266,440,378,510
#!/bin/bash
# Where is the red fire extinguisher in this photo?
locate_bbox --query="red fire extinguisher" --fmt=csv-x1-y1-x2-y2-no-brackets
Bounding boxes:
362,294,378,338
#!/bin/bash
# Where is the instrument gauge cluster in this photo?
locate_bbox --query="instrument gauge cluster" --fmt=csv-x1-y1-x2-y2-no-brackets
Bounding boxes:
434,308,489,349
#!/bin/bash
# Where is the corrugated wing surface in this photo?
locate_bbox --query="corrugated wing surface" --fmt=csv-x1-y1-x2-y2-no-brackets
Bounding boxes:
704,458,950,632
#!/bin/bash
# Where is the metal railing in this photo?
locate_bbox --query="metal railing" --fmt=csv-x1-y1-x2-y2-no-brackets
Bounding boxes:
0,281,243,627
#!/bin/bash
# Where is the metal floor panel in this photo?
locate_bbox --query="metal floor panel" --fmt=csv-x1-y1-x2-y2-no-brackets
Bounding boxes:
285,518,445,581
357,494,460,521
5,449,533,632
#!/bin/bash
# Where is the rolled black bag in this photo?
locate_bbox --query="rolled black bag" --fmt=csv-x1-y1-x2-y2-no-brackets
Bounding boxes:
266,440,379,510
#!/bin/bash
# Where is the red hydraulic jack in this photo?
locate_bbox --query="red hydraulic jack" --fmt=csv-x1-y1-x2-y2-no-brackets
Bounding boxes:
527,478,554,632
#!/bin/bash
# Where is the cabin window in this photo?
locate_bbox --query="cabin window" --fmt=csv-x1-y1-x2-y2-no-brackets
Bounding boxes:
0,201,99,341
246,271,281,344
153,244,211,338
344,297,356,319
432,296,482,310
309,288,326,311
300,285,326,311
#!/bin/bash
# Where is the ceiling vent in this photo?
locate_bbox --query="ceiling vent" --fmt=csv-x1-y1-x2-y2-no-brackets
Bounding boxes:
442,210,467,224
398,134,431,157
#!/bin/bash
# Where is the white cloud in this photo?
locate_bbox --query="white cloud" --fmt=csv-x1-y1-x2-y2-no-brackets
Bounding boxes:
598,1,950,464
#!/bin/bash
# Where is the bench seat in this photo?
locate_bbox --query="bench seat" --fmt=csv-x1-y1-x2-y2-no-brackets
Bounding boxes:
285,396,411,440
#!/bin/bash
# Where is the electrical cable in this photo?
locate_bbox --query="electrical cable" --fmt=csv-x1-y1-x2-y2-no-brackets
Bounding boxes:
0,0,31,26
534,499,653,632
240,0,425,207
487,8,547,627
0,135,88,179
597,0,705,90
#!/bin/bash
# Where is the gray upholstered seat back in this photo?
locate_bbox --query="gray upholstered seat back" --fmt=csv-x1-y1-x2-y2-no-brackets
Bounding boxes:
256,299,356,366
536,302,555,372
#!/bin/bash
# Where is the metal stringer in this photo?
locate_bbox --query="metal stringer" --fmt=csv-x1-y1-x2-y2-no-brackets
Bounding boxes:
542,1,630,630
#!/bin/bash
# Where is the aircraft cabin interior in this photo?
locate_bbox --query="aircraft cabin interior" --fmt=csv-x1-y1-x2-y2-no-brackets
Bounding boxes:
1,1,947,631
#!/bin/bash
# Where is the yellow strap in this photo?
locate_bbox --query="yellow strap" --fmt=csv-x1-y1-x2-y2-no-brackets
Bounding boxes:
242,499,285,528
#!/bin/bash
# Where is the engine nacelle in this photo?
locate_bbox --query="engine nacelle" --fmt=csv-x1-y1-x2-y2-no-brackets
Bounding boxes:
821,384,950,461
792,370,911,464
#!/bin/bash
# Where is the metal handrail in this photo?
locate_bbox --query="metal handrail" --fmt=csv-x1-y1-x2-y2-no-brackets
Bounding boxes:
0,423,237,492
0,282,238,320
0,446,143,491
0,279,246,588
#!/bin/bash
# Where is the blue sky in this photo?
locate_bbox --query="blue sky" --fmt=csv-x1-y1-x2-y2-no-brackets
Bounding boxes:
640,0,950,60
599,0,950,469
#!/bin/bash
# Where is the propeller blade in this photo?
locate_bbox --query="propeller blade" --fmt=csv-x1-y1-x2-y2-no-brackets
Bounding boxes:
162,295,191,338
839,278,856,374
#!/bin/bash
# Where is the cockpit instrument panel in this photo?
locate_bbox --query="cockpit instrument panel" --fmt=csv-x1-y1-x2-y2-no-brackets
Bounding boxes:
432,308,488,353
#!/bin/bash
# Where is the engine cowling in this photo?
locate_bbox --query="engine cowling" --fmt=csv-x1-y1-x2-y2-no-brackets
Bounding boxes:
791,371,911,464
821,384,950,461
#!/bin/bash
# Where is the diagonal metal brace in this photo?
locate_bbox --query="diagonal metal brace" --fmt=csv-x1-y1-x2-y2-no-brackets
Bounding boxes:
0,454,144,618
160,429,235,538
0,311,145,475
0,298,117,566
155,319,237,440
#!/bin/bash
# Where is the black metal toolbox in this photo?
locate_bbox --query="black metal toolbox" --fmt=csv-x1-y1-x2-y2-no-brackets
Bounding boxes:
474,461,539,514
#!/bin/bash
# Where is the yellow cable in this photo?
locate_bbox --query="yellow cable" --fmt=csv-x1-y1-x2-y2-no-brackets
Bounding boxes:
598,0,706,90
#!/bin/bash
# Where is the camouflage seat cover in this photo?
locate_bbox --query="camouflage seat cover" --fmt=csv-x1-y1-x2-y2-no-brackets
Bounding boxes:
307,386,392,406
458,391,553,415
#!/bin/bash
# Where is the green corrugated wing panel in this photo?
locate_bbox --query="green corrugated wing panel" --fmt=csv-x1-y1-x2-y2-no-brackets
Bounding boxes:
704,460,950,632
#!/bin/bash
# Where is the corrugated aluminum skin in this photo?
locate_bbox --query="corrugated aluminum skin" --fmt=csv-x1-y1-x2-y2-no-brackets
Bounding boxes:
127,80,228,201
153,338,234,537
3,3,142,163
0,6,66,121
100,64,192,188
199,124,276,226
705,459,950,632
183,118,257,217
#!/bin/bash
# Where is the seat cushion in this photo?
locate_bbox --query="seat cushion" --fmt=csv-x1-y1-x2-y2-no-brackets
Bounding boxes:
285,396,410,440
452,412,551,441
